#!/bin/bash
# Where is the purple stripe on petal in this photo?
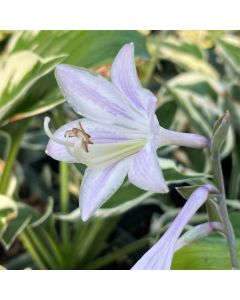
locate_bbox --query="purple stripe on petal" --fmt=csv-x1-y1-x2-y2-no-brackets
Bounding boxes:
55,64,142,127
111,43,157,116
111,44,143,109
128,141,169,193
79,158,130,221
81,118,147,144
132,186,209,270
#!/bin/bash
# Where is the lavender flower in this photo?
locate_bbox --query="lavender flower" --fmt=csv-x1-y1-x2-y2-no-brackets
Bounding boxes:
132,186,215,270
44,43,208,221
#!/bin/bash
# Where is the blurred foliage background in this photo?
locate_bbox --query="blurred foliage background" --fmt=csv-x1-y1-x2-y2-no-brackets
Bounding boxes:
0,30,240,270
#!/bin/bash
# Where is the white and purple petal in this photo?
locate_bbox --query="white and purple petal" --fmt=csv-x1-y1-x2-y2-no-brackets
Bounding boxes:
128,141,169,193
55,64,146,129
158,127,209,149
132,186,209,270
79,158,130,221
45,118,147,165
45,119,80,163
111,43,157,116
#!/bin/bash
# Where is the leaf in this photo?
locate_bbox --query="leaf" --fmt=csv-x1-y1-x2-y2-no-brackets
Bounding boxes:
176,185,202,199
164,73,222,136
155,100,178,129
1,204,33,250
0,195,17,238
229,211,240,238
1,198,53,250
159,39,218,79
159,158,208,184
176,185,218,200
30,197,54,228
0,51,64,125
225,82,240,135
84,237,149,270
1,31,148,125
5,252,34,270
55,193,158,222
0,130,11,159
211,111,230,153
8,31,148,67
160,72,234,157
216,36,240,74
172,236,240,270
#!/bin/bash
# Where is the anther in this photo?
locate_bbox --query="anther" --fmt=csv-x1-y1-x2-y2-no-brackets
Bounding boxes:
64,122,93,153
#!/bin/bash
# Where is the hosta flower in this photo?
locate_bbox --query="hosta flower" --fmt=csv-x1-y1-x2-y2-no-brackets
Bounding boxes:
45,43,208,221
132,185,217,270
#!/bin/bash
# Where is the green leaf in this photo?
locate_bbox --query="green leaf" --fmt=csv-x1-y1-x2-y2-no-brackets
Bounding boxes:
84,236,149,270
159,158,208,184
9,31,148,66
163,72,222,137
172,237,240,270
176,185,218,199
155,100,178,129
159,39,218,79
229,211,240,238
216,36,240,74
0,130,11,159
0,195,17,238
225,83,240,135
211,111,230,153
2,30,148,125
0,51,64,125
1,198,53,250
160,72,234,158
1,203,34,250
176,185,202,199
30,197,54,228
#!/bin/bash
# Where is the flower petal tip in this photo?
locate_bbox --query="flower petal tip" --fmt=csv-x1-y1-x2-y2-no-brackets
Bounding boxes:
161,186,169,193
199,136,210,148
80,206,94,222
80,213,90,223
55,64,74,84
119,42,134,55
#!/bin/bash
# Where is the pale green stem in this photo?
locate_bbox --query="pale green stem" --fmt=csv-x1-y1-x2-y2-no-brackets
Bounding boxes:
20,232,46,270
229,148,240,199
212,151,239,269
26,228,59,269
0,121,28,193
60,161,70,248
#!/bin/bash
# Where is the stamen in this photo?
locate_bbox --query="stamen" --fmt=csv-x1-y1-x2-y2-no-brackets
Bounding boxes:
65,134,77,158
44,117,74,147
73,139,85,161
63,121,93,153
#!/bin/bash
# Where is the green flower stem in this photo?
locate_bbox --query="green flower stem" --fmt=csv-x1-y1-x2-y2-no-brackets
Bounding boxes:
20,232,46,270
27,227,59,269
0,120,28,194
229,145,240,199
60,161,70,248
212,151,239,269
54,108,71,251
41,228,64,268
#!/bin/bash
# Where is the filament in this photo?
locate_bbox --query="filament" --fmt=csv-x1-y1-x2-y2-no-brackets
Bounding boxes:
44,117,74,147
